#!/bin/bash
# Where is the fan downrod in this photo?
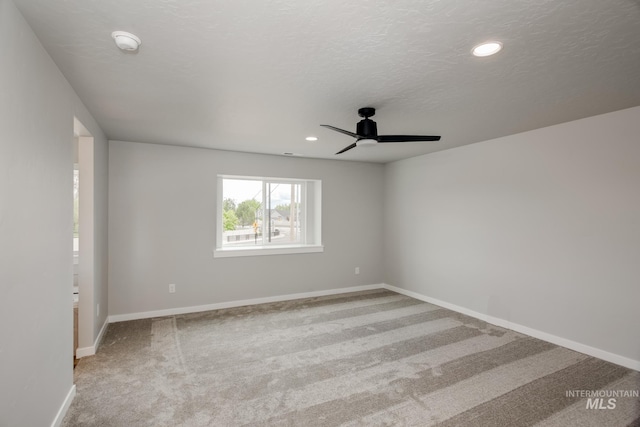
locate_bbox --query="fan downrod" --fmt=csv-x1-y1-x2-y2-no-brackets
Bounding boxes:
358,107,376,118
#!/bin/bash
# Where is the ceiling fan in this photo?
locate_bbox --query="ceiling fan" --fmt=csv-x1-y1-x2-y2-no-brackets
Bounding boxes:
321,107,441,154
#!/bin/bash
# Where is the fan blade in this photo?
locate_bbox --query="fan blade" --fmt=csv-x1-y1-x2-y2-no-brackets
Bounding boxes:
321,124,359,138
336,142,357,154
377,135,441,143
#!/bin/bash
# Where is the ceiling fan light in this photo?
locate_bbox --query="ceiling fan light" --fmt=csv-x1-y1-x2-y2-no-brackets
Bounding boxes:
356,139,377,147
472,41,502,57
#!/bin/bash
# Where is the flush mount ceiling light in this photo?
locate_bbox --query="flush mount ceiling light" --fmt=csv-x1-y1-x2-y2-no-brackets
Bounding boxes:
111,31,141,52
305,136,318,141
472,41,503,57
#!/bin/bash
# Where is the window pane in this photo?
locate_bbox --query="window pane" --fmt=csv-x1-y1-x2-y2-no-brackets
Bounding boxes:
221,179,263,247
266,182,303,245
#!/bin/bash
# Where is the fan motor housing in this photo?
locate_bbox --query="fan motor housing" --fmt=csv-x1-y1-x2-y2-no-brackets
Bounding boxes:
357,118,377,137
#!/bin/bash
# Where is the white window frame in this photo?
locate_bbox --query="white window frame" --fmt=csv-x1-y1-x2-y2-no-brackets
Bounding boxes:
214,175,323,258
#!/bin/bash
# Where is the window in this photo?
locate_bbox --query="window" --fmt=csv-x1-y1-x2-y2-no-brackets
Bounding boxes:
73,164,79,257
215,175,322,257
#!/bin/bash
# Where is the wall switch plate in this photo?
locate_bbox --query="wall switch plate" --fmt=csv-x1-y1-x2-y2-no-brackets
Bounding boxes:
355,267,360,275
169,284,176,293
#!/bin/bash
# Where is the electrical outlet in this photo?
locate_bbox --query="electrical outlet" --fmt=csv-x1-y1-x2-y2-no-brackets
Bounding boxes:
169,284,176,293
355,267,360,275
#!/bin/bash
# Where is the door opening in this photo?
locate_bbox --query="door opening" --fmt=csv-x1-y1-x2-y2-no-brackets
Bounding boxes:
73,117,95,363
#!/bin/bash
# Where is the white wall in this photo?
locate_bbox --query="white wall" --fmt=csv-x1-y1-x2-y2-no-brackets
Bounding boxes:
384,106,640,367
0,0,108,424
108,141,384,316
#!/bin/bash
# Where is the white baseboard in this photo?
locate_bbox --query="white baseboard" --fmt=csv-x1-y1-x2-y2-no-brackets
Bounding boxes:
76,316,109,358
76,347,93,359
109,284,385,323
383,284,640,372
51,384,75,427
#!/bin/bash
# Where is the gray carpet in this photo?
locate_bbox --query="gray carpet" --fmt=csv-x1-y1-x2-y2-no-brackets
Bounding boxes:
63,289,640,426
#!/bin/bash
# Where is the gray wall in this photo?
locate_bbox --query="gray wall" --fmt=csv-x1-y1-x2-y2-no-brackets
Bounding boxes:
384,106,640,363
0,0,108,424
108,141,384,316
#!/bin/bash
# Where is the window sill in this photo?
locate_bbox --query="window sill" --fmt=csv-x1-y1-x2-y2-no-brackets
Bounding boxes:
214,244,324,258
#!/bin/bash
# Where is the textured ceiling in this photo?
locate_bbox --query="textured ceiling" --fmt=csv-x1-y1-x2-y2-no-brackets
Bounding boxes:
13,0,640,163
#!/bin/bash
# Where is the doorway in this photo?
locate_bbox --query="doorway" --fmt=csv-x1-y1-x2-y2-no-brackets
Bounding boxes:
73,117,95,360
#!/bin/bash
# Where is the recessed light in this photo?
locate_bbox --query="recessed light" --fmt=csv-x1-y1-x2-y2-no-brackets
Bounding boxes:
112,31,141,52
472,41,503,57
305,136,318,141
